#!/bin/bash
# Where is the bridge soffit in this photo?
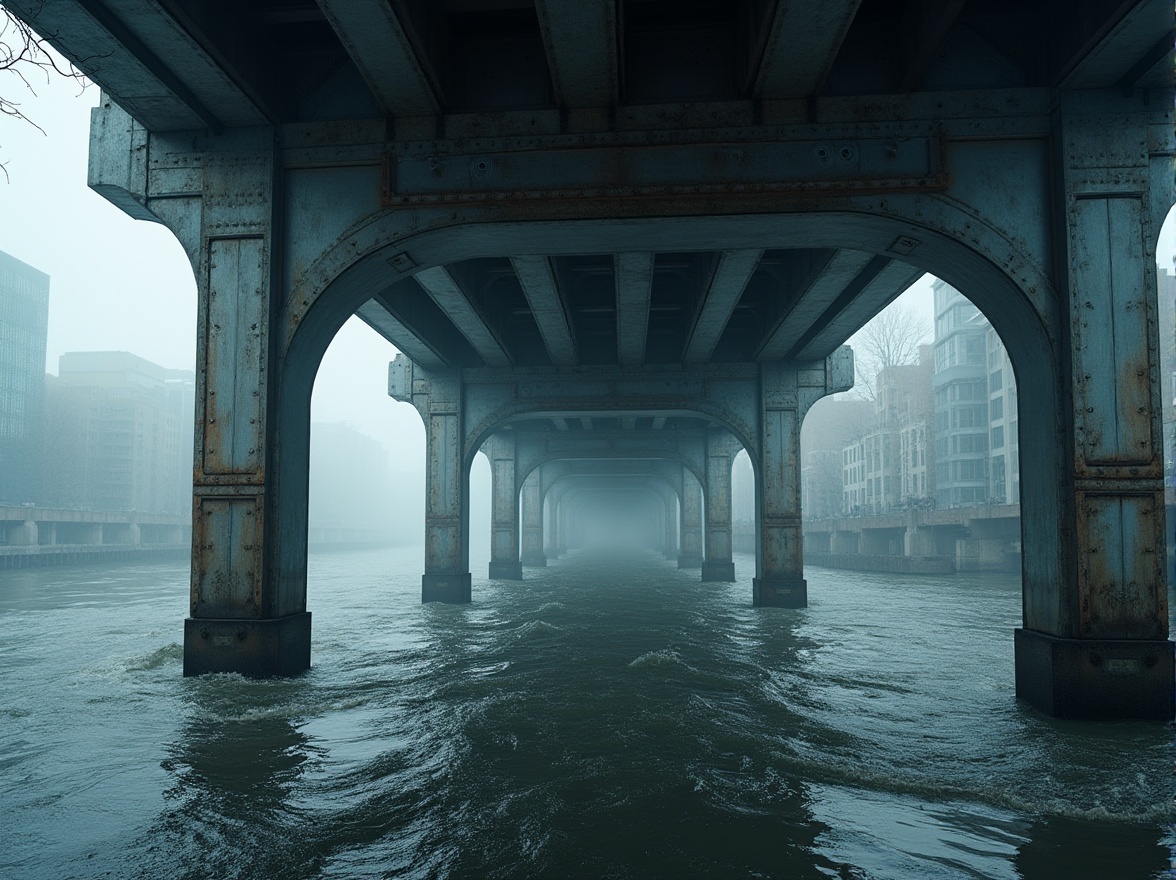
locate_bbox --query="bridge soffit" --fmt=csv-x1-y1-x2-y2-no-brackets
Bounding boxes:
549,474,681,510
516,433,705,492
536,459,688,503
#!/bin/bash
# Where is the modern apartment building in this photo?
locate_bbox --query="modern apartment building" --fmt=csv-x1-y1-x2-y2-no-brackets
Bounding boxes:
931,279,1020,508
0,251,50,504
931,281,991,507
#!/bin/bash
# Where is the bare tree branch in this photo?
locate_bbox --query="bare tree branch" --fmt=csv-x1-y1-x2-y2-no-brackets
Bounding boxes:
850,303,931,402
0,7,89,181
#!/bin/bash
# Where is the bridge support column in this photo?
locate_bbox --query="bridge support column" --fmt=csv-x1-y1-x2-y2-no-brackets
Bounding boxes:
752,363,805,606
486,433,522,580
135,136,315,677
389,358,471,603
753,355,852,606
678,472,703,568
661,485,679,559
701,428,736,582
1013,100,1174,718
903,524,936,557
422,374,471,601
520,471,546,566
543,478,560,559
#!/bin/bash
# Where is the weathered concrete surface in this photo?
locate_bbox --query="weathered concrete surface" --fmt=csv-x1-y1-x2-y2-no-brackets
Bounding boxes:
485,432,522,581
1014,629,1174,720
183,613,311,678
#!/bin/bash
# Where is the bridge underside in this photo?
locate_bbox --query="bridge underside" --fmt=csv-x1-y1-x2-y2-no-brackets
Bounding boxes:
13,0,1173,718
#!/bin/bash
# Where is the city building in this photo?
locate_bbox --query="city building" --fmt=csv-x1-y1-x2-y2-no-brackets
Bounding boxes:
800,397,874,520
0,250,50,504
932,281,992,507
931,279,1020,508
40,352,195,514
985,321,1019,504
840,348,935,514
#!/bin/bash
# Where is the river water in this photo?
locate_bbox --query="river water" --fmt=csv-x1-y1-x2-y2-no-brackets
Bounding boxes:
1,547,1172,879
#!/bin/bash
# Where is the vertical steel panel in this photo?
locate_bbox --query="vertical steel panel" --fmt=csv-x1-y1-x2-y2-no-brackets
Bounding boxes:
1077,493,1164,639
203,237,265,475
193,496,262,617
1072,196,1151,464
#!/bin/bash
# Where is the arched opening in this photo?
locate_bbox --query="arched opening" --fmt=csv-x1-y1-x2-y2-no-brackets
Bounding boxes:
1154,204,1176,585
281,201,1057,620
800,273,1022,571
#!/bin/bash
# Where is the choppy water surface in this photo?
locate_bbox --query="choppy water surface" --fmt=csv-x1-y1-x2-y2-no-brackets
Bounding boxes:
1,548,1172,879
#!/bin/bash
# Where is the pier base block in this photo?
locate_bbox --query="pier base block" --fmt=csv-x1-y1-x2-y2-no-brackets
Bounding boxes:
677,554,703,569
701,560,736,582
183,612,311,677
753,577,808,608
488,560,523,580
422,572,472,603
1014,628,1174,719
521,554,547,567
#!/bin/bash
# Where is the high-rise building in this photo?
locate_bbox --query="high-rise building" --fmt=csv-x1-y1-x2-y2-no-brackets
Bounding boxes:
985,322,1019,504
40,352,194,514
931,279,1019,508
0,251,50,504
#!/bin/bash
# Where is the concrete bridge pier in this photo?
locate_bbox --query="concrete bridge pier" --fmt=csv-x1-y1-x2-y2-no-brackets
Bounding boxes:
662,495,679,561
1013,98,1174,719
389,362,472,603
903,524,937,557
543,481,560,560
520,471,547,567
677,472,704,569
486,433,523,580
701,428,737,582
751,360,850,607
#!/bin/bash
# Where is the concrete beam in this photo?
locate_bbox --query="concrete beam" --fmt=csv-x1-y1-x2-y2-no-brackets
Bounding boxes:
897,0,966,92
789,260,925,361
1055,0,1174,89
683,249,763,363
5,0,271,131
316,0,442,117
414,267,512,367
355,299,448,371
511,256,578,366
534,0,618,108
616,252,654,366
752,0,862,98
754,250,875,361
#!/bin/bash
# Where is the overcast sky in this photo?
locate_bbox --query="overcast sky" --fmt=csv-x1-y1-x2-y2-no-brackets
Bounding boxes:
2,56,1174,449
